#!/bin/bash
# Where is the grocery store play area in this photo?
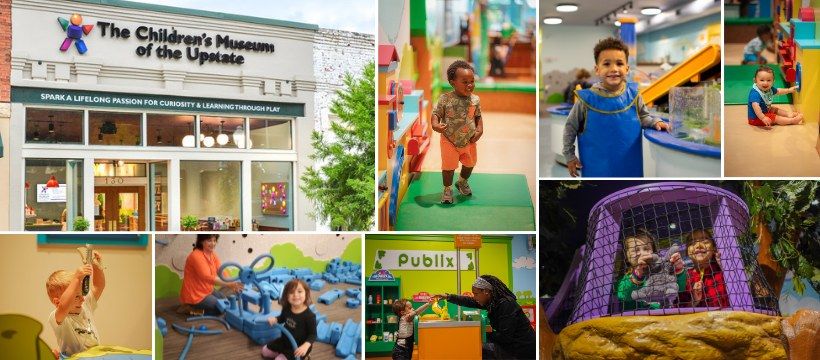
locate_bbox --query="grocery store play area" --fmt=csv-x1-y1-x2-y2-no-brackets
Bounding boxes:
363,234,536,359
154,234,362,360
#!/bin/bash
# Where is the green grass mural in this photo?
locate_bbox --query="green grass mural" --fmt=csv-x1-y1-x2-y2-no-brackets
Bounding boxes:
156,239,361,299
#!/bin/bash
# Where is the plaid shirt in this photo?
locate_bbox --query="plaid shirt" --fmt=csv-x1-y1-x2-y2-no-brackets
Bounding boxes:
679,260,729,308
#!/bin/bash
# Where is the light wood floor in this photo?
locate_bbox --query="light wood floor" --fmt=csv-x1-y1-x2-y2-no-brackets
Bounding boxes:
724,105,820,176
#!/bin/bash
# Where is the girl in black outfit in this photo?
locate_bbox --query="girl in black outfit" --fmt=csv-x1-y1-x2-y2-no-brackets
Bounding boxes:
262,279,317,360
439,275,536,360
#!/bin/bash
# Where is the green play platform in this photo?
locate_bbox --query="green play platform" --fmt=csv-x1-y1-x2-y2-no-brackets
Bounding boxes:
724,65,792,105
394,172,535,231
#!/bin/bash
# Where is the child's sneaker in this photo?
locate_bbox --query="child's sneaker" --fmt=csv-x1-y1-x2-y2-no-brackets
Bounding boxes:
441,187,453,204
455,179,473,196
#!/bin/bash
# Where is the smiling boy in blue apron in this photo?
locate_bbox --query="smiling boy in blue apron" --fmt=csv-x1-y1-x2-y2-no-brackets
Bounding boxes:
563,37,669,177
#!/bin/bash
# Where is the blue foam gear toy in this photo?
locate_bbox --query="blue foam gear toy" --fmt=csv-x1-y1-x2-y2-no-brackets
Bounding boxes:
345,288,361,298
219,254,275,314
217,254,291,344
318,288,344,305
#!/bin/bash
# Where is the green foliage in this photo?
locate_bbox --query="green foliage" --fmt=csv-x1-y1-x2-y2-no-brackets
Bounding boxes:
181,215,199,231
743,181,820,294
72,216,90,231
539,181,584,297
300,62,375,231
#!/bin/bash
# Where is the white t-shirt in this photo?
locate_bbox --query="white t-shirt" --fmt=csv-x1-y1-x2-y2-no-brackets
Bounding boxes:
48,293,100,356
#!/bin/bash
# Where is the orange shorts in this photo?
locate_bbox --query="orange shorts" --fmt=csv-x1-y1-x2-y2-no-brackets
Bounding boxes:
440,138,477,170
748,111,776,126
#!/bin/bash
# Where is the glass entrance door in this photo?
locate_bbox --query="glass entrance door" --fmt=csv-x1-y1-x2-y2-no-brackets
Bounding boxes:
94,186,145,231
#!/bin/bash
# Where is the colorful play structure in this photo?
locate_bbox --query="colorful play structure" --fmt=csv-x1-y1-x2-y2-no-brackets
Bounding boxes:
213,255,362,358
776,1,820,132
725,0,819,125
629,15,722,178
544,182,779,333
378,0,535,230
154,255,362,359
723,1,820,175
546,16,722,177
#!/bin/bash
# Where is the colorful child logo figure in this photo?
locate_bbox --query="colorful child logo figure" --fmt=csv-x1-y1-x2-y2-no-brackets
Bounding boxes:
58,13,94,54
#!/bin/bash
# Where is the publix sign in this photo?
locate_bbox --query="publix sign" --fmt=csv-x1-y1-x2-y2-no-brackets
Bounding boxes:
373,250,476,271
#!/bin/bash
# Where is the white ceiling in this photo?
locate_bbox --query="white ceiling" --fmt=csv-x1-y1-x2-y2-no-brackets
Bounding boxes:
539,0,710,27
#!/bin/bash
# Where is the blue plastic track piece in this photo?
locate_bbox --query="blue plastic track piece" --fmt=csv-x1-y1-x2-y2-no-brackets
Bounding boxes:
185,315,231,330
274,323,301,360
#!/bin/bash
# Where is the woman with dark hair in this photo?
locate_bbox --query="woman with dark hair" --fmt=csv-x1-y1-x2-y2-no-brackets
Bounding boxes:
436,275,536,359
179,234,243,315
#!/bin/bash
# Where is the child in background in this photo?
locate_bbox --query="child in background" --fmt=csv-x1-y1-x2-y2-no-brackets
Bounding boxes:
678,229,730,308
742,25,775,65
46,250,105,357
747,65,803,127
431,60,483,204
263,279,316,360
615,230,685,311
562,69,592,104
563,37,668,177
390,297,436,360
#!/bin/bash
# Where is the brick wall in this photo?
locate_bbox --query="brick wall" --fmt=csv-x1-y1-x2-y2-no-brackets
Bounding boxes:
0,0,11,102
313,28,374,131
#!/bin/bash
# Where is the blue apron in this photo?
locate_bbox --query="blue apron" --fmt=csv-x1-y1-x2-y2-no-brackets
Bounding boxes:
576,83,643,177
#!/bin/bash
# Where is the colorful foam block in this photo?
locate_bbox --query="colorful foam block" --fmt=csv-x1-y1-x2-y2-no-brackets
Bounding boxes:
318,288,344,305
310,279,326,291
345,298,361,308
335,319,361,357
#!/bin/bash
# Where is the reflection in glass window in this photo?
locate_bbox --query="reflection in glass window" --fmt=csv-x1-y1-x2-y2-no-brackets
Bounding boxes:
25,108,83,144
24,158,83,231
147,114,195,147
249,118,292,150
251,161,293,230
180,160,241,231
200,116,244,149
89,111,142,146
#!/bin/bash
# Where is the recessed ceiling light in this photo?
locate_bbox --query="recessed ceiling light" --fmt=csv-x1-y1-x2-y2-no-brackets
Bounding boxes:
543,17,563,25
615,20,622,27
641,7,662,15
556,3,578,12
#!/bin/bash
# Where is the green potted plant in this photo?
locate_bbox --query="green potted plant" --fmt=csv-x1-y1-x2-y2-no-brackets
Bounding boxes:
72,216,90,231
181,215,199,231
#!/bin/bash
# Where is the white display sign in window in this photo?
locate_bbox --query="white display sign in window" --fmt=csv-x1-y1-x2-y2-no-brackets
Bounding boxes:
36,184,67,203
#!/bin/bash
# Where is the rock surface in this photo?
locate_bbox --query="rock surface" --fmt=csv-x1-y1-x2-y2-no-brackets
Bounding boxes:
552,311,787,360
780,309,819,360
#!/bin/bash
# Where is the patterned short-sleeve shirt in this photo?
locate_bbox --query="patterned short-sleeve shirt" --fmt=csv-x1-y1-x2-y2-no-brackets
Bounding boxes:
433,91,482,148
